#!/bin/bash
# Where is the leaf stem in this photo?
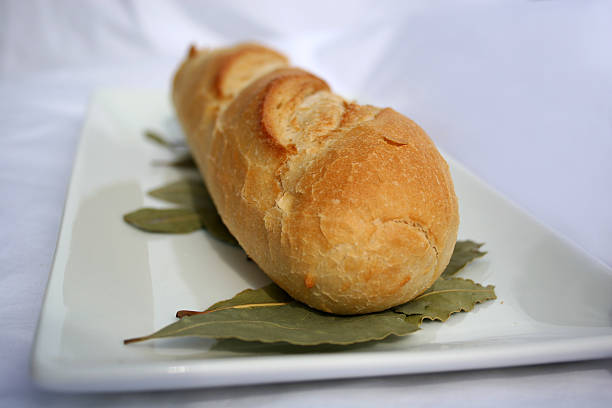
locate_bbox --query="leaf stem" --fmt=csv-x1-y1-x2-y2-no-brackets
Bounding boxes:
123,335,151,345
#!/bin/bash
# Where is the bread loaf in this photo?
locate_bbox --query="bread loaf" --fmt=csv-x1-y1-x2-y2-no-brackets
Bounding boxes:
172,43,459,314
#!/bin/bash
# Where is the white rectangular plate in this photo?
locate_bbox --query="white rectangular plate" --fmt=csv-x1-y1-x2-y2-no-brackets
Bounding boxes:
31,90,612,392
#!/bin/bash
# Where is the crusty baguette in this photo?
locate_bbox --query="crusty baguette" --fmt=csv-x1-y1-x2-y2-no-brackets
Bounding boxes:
172,43,459,314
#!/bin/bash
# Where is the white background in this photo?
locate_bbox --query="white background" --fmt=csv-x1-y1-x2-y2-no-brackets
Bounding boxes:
1,0,611,406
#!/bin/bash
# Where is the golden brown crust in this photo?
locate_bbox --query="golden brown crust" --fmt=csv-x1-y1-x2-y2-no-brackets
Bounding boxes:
173,43,459,314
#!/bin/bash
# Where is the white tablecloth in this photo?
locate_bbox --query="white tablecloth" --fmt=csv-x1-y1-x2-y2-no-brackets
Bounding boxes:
1,1,611,406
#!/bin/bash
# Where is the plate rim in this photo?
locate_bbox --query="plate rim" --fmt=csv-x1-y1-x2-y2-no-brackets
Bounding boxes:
32,333,612,392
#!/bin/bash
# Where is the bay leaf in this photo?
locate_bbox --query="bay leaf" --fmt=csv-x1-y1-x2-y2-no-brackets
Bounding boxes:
393,277,496,322
146,180,239,246
148,180,214,210
123,208,204,233
152,154,197,169
209,336,401,354
198,210,239,246
124,206,239,245
144,130,182,149
125,291,420,346
125,275,495,346
441,240,487,278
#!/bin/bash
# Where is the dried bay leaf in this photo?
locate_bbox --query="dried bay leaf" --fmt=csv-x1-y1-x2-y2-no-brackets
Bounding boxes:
152,154,197,169
145,130,175,148
144,130,186,150
145,180,238,246
125,275,495,346
201,211,240,246
148,179,214,210
209,336,398,354
442,240,487,278
199,209,240,246
127,305,419,346
124,208,205,234
393,278,496,322
124,206,239,245
126,287,420,346
145,129,193,166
